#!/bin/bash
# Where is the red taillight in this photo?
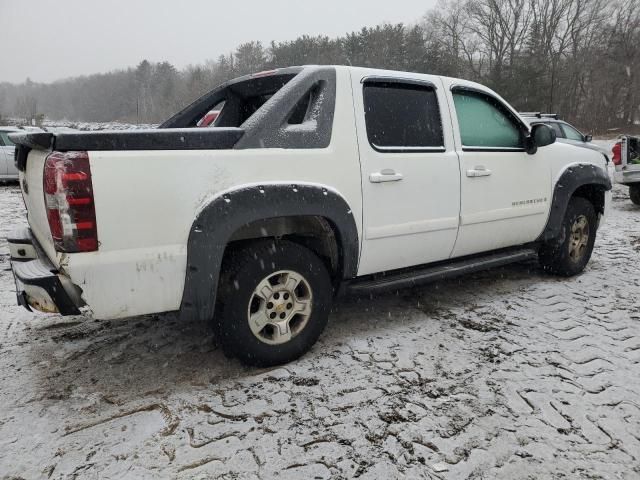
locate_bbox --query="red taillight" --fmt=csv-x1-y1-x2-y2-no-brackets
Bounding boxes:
612,142,622,165
43,151,98,252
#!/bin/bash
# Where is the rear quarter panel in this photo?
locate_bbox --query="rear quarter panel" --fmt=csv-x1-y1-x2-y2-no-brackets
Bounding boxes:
68,68,363,319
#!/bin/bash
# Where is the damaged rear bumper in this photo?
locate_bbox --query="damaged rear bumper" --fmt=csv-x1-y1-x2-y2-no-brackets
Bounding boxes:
8,226,83,315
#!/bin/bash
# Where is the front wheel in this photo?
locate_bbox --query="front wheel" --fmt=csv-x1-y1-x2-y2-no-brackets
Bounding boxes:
214,239,333,367
629,184,640,205
538,197,597,276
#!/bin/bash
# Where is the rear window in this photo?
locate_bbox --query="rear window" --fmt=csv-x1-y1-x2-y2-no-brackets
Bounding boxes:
363,82,443,151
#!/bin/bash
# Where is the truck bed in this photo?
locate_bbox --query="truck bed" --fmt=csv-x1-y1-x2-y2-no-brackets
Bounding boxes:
11,128,244,170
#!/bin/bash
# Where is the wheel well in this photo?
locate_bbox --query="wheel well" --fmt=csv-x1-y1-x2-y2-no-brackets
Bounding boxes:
227,215,342,282
572,184,605,215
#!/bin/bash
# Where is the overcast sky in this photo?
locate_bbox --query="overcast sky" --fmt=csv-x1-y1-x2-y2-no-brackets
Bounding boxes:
0,0,437,84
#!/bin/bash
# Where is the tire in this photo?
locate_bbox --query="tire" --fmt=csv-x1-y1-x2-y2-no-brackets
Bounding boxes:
214,239,333,367
538,197,597,276
630,184,640,206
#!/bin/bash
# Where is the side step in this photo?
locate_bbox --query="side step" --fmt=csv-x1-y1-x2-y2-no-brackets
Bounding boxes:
346,247,538,295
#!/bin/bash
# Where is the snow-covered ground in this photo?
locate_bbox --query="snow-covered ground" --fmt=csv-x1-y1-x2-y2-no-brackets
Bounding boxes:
1,154,639,478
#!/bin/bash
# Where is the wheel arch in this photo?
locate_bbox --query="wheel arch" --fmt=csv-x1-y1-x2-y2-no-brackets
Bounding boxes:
180,183,359,322
538,163,611,243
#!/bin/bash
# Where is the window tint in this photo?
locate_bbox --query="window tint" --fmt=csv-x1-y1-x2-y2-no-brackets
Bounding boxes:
452,90,523,148
0,131,15,146
363,83,443,150
562,123,584,141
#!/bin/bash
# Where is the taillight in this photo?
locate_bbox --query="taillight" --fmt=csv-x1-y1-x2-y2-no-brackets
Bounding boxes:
43,151,98,252
612,142,622,165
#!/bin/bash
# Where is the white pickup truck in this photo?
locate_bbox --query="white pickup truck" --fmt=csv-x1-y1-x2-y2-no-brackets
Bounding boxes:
8,66,612,366
612,135,640,204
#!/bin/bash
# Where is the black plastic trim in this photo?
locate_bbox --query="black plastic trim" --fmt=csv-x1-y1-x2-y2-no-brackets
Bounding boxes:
7,131,54,150
14,144,29,171
11,128,244,153
56,128,244,151
346,246,537,294
234,67,337,150
10,228,81,315
159,67,304,129
371,146,447,154
538,164,612,242
462,147,526,152
12,259,81,315
180,183,359,322
6,225,33,244
362,76,438,90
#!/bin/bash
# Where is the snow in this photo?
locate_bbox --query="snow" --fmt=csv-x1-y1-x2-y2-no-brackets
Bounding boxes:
4,118,158,131
1,151,639,478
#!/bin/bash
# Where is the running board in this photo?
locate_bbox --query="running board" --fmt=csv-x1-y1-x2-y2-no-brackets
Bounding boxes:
346,247,538,295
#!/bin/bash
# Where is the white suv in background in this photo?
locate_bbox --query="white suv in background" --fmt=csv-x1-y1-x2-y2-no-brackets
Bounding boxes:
0,126,19,181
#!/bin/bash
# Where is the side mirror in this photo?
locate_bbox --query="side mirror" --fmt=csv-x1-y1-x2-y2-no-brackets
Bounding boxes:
526,124,556,154
584,134,593,143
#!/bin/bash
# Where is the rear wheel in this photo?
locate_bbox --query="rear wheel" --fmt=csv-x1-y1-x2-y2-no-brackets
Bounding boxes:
214,239,333,366
630,184,640,205
539,197,597,276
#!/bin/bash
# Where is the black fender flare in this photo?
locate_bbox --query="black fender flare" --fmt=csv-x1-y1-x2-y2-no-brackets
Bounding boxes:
180,183,359,322
538,164,611,243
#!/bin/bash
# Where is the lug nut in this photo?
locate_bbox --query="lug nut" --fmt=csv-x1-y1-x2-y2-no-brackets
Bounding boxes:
267,302,273,309
287,303,293,309
280,313,286,319
274,293,280,300
270,312,276,319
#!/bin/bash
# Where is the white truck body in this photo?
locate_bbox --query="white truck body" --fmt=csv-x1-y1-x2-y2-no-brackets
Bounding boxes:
9,66,611,324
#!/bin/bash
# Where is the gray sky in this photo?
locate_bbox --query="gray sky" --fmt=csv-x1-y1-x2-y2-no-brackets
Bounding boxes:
0,0,437,84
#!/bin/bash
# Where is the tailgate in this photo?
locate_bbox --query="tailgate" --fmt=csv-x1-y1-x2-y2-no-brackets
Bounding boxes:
19,149,60,267
616,136,640,184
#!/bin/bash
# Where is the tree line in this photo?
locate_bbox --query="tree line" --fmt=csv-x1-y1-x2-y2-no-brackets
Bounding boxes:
1,0,638,132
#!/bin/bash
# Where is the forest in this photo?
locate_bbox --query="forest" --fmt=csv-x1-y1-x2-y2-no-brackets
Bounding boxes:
1,0,638,132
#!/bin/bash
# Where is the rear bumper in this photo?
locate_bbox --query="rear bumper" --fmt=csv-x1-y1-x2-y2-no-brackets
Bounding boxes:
8,226,83,315
614,167,640,185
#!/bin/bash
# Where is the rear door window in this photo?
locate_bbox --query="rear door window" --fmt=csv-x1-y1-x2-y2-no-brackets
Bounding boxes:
363,82,444,151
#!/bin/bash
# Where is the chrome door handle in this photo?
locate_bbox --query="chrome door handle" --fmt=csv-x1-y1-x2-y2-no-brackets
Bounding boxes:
466,166,492,177
369,169,404,183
